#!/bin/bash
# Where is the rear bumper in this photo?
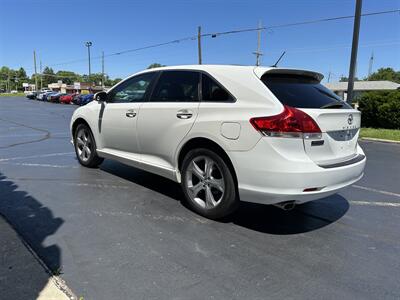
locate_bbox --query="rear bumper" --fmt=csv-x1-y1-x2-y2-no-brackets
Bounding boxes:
228,138,366,205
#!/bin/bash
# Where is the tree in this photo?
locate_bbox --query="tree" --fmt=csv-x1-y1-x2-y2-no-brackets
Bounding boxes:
109,78,122,86
0,64,124,91
56,70,81,85
0,67,11,91
358,90,400,129
339,75,359,82
367,67,400,83
86,73,107,86
17,67,28,81
147,63,165,69
42,67,55,87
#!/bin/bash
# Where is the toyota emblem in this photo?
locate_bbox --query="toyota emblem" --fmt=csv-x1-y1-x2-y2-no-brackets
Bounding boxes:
348,114,354,125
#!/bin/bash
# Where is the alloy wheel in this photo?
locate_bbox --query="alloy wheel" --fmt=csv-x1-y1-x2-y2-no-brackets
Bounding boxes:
76,128,92,162
185,155,225,209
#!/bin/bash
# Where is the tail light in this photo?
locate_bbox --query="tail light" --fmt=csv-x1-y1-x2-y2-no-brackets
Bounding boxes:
250,105,321,139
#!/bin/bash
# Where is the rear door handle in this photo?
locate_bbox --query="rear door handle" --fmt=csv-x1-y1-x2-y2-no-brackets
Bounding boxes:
177,109,193,119
126,109,137,118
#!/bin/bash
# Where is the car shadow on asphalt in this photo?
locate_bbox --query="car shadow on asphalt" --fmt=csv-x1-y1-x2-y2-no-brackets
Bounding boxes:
0,172,63,299
100,160,349,235
100,160,184,201
230,195,349,235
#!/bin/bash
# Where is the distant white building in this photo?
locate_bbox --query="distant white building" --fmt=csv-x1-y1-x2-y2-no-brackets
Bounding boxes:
324,80,400,102
48,80,105,94
22,83,36,92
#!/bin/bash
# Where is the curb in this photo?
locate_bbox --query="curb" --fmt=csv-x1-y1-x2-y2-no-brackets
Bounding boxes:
0,214,77,300
19,237,77,300
361,137,400,144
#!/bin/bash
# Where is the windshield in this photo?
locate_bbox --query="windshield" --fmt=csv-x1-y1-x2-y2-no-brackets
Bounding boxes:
261,73,351,109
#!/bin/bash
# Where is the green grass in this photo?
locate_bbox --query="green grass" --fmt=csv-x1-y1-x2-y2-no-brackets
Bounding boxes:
361,128,400,142
0,93,26,97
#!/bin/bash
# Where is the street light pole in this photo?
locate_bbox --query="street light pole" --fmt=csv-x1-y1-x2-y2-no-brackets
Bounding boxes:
33,50,38,92
85,41,92,82
102,51,105,89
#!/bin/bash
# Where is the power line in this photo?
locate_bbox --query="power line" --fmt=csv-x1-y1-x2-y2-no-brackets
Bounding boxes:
269,40,400,55
204,9,400,38
21,8,400,71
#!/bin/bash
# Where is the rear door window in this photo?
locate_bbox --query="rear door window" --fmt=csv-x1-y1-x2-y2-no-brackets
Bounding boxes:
262,74,351,109
150,71,200,102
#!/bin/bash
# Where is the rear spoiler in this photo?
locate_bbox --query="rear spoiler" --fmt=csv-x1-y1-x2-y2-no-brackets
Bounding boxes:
253,67,324,82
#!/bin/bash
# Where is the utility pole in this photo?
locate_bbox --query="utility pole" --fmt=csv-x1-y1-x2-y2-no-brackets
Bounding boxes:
197,26,202,65
85,41,92,82
368,52,374,78
102,51,105,89
40,60,43,90
7,71,10,92
253,20,263,66
347,0,362,103
14,76,18,92
327,71,331,83
33,50,38,92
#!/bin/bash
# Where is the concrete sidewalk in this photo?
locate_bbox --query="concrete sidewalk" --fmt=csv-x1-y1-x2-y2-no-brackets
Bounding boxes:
0,217,73,300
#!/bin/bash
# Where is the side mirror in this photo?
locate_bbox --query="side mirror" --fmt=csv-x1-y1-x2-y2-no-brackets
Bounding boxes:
94,91,108,102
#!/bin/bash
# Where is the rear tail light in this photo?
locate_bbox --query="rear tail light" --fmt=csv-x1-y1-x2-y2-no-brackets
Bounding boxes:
250,105,322,139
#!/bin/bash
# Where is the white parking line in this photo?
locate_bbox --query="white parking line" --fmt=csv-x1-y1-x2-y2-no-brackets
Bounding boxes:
352,185,400,198
0,132,68,138
64,183,131,189
349,200,400,207
0,152,74,162
0,162,78,169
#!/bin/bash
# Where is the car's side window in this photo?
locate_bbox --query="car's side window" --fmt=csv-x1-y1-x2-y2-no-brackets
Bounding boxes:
150,71,200,102
108,72,156,103
201,73,232,102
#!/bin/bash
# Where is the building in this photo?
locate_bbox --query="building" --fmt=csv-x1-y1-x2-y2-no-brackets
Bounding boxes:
325,80,400,102
22,83,36,92
48,81,105,94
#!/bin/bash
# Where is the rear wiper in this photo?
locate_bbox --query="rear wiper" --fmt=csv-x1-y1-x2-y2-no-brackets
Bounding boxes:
320,101,344,109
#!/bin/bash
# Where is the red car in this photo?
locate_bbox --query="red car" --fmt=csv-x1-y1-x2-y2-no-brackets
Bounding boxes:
60,93,76,104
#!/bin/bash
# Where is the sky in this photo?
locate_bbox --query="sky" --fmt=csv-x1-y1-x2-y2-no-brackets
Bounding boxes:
0,0,399,82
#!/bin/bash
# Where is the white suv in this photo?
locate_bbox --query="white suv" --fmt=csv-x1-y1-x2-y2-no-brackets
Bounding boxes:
70,65,366,219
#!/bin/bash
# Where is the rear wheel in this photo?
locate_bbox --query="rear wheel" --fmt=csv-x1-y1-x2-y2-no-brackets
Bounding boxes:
74,124,103,168
181,148,238,219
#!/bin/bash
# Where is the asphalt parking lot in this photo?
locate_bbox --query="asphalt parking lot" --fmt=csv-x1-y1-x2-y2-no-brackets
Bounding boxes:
0,96,399,300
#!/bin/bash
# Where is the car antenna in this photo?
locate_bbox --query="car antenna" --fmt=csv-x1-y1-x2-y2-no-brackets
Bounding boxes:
271,51,286,67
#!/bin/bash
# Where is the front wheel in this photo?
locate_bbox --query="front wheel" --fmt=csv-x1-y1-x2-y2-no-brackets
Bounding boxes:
74,124,104,168
181,148,238,220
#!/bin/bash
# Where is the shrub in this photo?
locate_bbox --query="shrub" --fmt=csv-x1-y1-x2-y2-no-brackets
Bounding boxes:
358,90,400,129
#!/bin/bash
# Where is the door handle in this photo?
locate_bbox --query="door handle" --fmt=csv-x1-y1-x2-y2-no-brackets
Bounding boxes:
126,109,137,118
177,109,193,119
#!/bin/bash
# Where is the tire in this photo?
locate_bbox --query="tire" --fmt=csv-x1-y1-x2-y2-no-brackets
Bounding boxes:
181,148,238,220
74,123,104,168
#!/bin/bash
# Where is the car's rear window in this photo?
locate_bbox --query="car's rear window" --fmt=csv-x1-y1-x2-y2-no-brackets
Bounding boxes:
261,74,351,109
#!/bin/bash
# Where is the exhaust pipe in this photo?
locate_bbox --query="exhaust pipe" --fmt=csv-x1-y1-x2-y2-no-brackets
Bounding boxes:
273,201,296,211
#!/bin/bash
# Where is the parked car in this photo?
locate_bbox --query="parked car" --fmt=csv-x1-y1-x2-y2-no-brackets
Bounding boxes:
72,94,83,105
36,92,45,100
70,65,366,219
37,91,53,101
48,92,65,103
79,94,94,106
26,91,37,99
36,89,51,100
60,93,76,104
42,92,58,102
